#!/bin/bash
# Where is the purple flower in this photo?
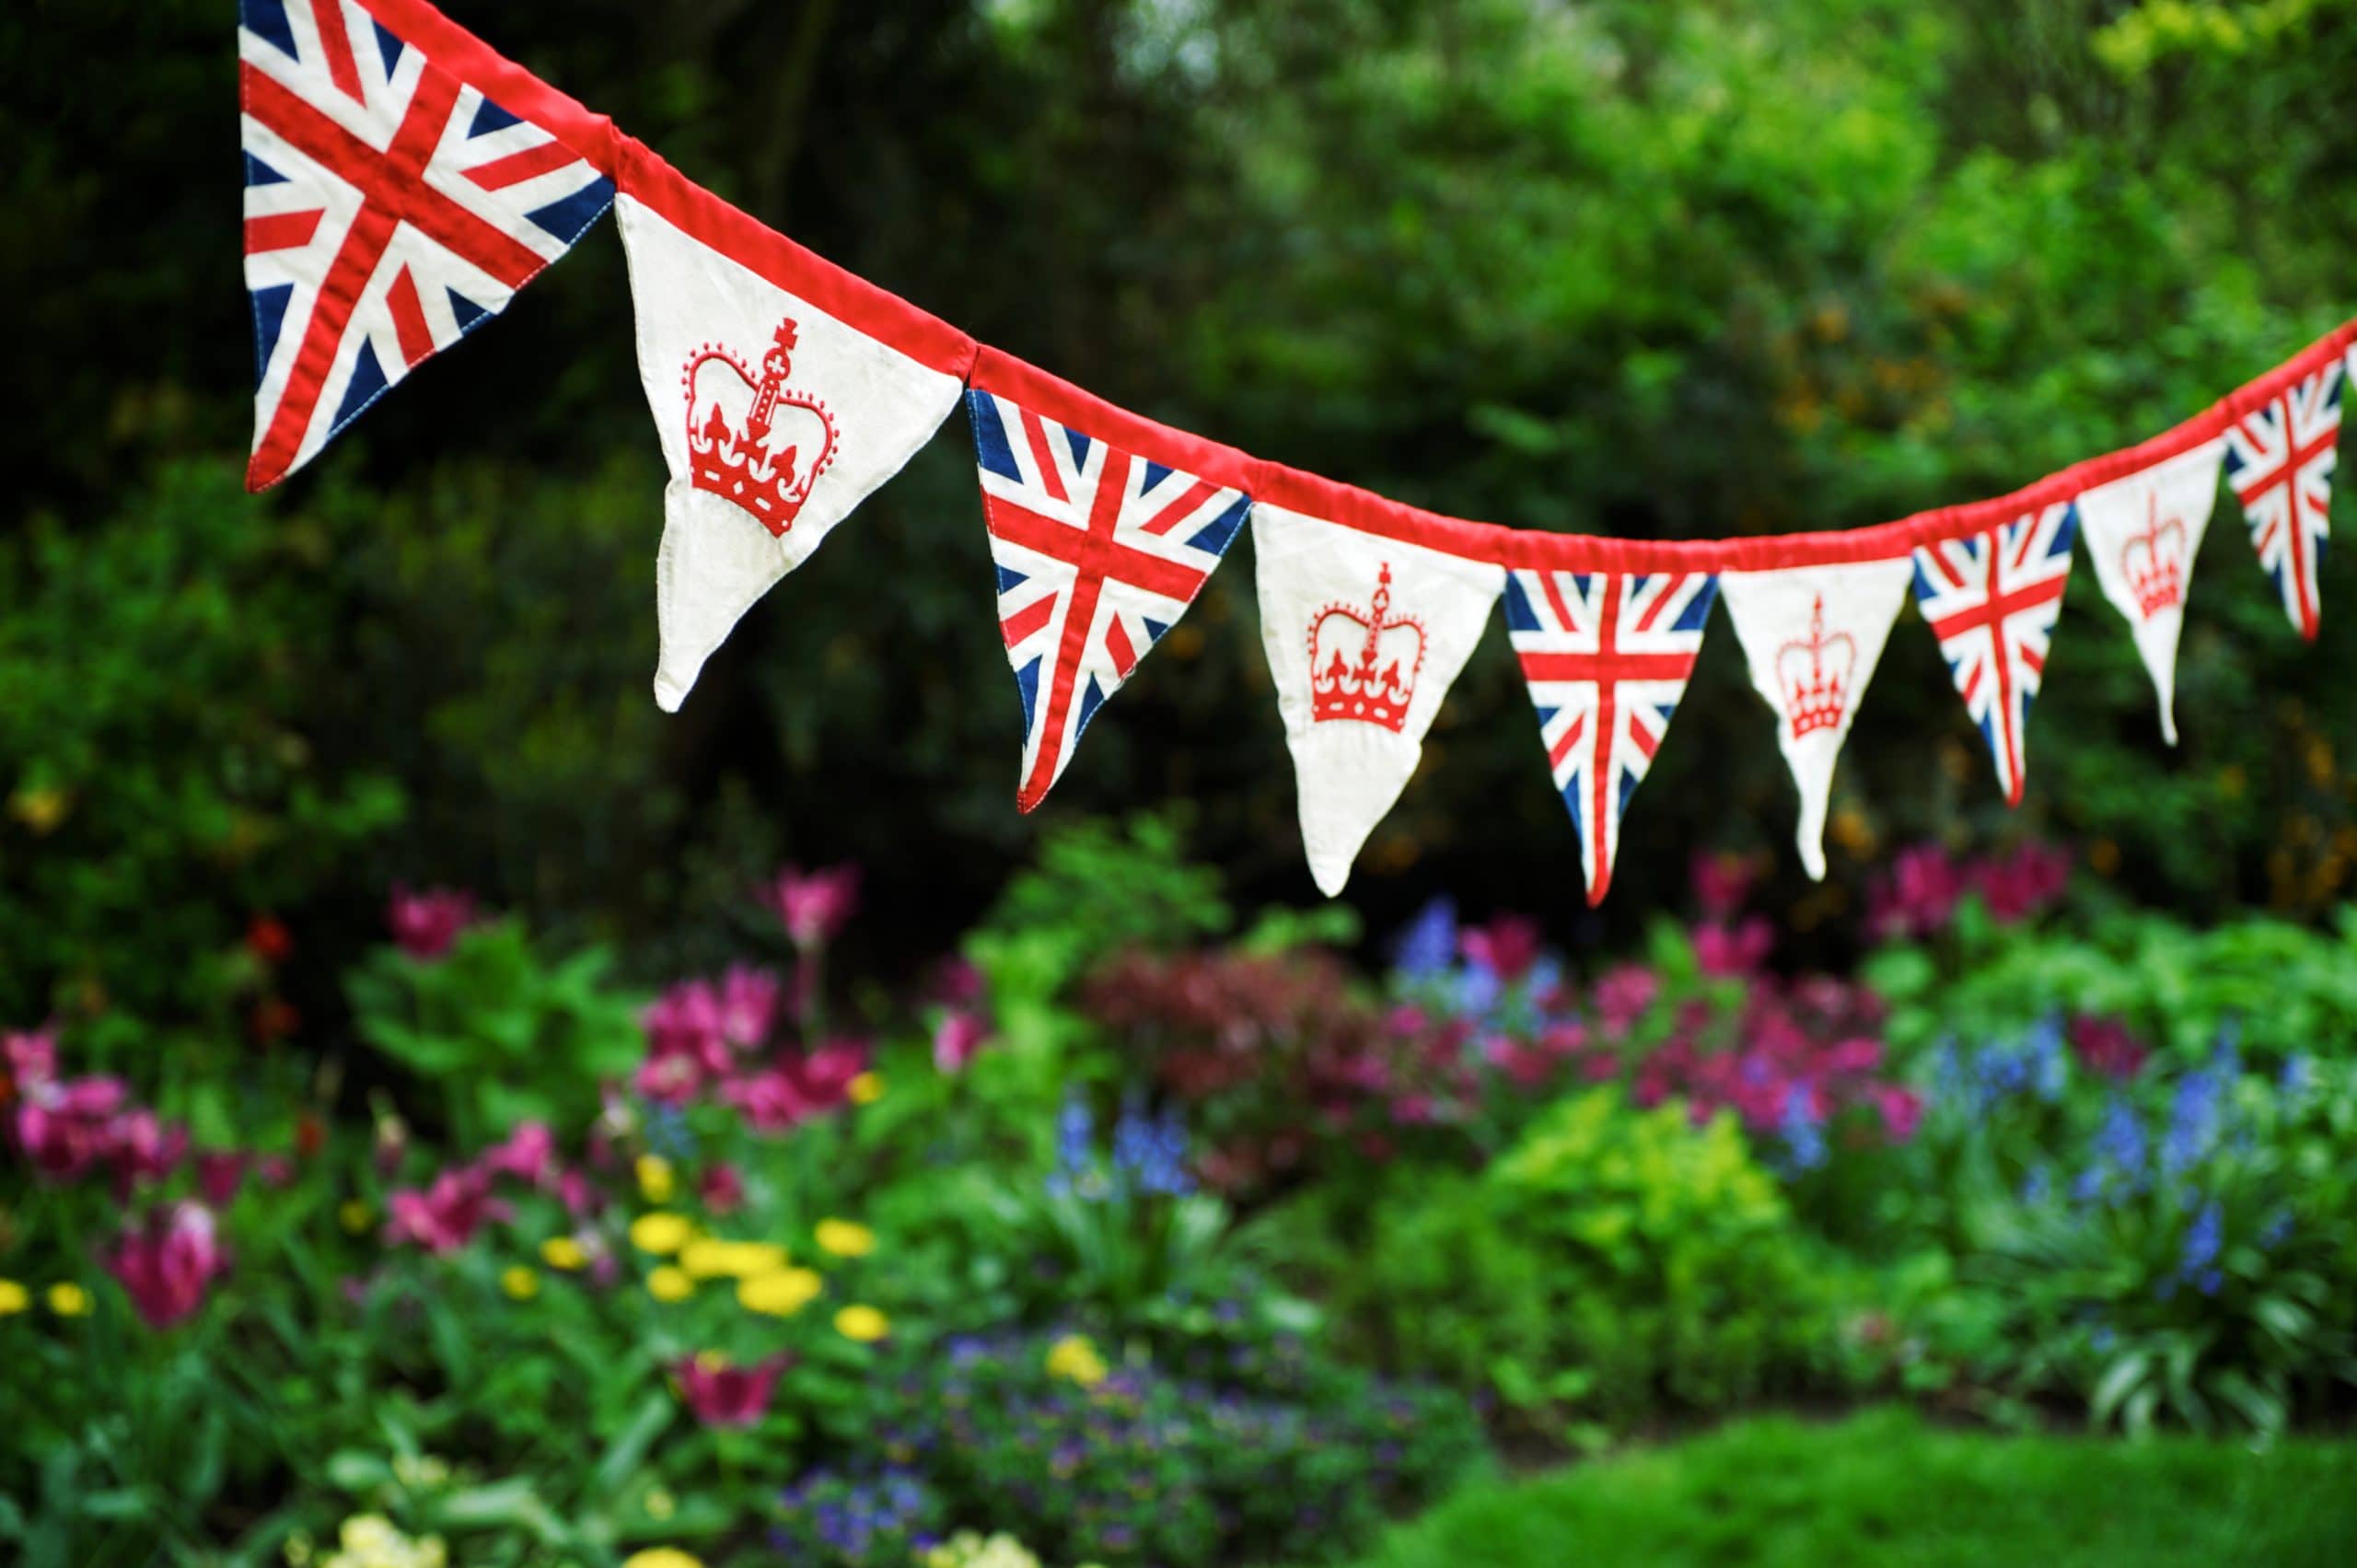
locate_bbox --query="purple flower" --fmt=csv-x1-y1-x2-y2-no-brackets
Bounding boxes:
759,864,861,949
104,1201,230,1329
1389,898,1458,981
387,884,478,960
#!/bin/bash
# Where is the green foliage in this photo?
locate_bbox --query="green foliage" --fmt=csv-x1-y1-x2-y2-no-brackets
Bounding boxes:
1281,1088,1852,1434
345,920,644,1144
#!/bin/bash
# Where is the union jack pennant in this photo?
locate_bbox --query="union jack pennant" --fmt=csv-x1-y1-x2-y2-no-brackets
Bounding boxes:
1505,569,1718,906
966,390,1252,812
2225,360,2343,642
239,0,614,491
1910,503,2078,807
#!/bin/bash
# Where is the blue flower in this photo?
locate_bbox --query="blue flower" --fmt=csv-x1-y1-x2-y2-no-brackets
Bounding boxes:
2026,1015,2068,1101
2279,1052,2313,1099
2019,1164,2052,1205
1390,897,1458,981
1781,1084,1828,1171
2084,1095,2147,1202
2161,1069,2222,1180
2260,1208,2294,1249
2179,1199,2223,1283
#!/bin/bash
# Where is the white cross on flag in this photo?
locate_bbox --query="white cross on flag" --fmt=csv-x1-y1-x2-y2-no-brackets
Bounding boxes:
2073,440,2224,745
967,359,1252,812
238,0,615,491
1910,503,2078,807
1252,480,1503,896
614,162,974,711
1506,567,1717,906
2225,360,2343,643
1719,559,1912,879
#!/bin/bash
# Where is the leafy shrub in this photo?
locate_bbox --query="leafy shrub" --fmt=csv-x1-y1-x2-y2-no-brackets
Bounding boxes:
1283,1086,1851,1434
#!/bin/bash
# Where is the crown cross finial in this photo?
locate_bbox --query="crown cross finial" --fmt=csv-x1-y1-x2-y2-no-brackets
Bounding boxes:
1776,591,1854,740
2122,491,2186,619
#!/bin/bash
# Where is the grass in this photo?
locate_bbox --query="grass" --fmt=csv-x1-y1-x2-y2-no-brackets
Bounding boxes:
1333,1406,2357,1567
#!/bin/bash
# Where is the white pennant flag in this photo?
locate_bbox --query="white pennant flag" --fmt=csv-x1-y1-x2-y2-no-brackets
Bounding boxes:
1719,559,1911,879
2073,439,2223,744
1255,505,1501,897
615,189,970,710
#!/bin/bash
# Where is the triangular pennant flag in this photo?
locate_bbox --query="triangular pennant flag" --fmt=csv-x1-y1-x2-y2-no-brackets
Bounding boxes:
966,388,1251,812
1505,568,1717,906
1254,506,1503,896
615,192,970,710
239,0,615,491
2224,359,2342,642
1719,559,1912,879
2073,439,2224,744
1910,503,2078,807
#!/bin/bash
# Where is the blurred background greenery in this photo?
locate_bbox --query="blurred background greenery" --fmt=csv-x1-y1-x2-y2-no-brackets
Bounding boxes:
6,0,2357,1036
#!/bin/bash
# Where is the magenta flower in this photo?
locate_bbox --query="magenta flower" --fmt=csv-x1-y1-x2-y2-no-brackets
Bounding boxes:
674,1353,790,1427
1972,841,2072,924
722,1039,870,1132
2,1026,58,1095
1873,1085,1925,1142
1694,916,1774,977
557,1167,601,1217
1459,915,1542,983
699,1162,746,1214
479,1121,557,1188
14,1074,130,1179
2068,1015,2150,1081
103,1108,190,1193
1689,850,1759,919
717,965,784,1050
933,1008,991,1074
104,1202,230,1329
1868,844,1964,941
385,1168,508,1253
1593,964,1660,1038
638,979,736,1103
759,864,861,949
930,956,986,1007
195,1149,249,1206
388,885,479,960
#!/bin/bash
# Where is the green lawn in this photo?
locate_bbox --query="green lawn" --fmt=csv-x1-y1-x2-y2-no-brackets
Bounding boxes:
1335,1407,2357,1567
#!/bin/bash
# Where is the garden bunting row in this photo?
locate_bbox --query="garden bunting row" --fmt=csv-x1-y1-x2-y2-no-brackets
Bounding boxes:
234,0,2357,904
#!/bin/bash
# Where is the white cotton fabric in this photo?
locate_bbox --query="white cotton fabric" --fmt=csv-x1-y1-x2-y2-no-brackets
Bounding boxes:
1253,505,1503,897
616,194,964,710
2073,439,2224,745
1718,558,1913,879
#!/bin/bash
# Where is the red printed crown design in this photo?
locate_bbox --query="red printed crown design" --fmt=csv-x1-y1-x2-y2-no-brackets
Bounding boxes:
1776,593,1855,740
2121,492,2186,619
1308,563,1427,734
681,316,839,537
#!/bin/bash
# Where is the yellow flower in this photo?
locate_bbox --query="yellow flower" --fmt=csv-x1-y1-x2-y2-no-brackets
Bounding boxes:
621,1551,704,1568
847,1071,885,1106
679,1237,788,1280
0,1279,28,1316
540,1236,588,1272
644,1487,677,1520
1045,1332,1109,1388
500,1266,540,1301
737,1266,823,1317
47,1282,89,1318
834,1303,890,1342
630,1211,694,1255
8,785,70,834
646,1265,694,1303
814,1218,875,1259
337,1199,373,1235
636,1154,677,1203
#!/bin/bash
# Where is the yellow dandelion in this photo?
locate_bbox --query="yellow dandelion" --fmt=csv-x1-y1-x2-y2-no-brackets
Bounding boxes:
47,1282,89,1318
834,1303,890,1342
540,1236,588,1271
814,1218,875,1259
629,1211,694,1255
0,1279,28,1316
679,1237,789,1280
636,1154,677,1203
1045,1332,1109,1388
337,1199,373,1235
646,1265,694,1303
621,1551,704,1568
500,1266,540,1301
847,1071,885,1106
737,1266,823,1318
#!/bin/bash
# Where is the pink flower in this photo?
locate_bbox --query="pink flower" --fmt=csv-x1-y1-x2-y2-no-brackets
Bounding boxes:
104,1202,230,1329
716,965,784,1050
1593,964,1660,1038
759,864,861,949
14,1074,130,1179
1873,1085,1924,1142
479,1121,556,1188
1480,1035,1553,1090
388,885,478,960
1868,844,1964,941
195,1149,249,1206
385,1168,508,1254
1459,915,1543,983
1972,841,2072,924
2,1027,59,1098
673,1353,789,1427
1694,917,1774,977
557,1167,602,1216
1823,1037,1886,1076
638,980,736,1104
1690,850,1759,919
699,1162,746,1214
2068,1015,2150,1081
930,957,986,1007
933,1008,991,1074
104,1109,190,1193
721,1040,867,1132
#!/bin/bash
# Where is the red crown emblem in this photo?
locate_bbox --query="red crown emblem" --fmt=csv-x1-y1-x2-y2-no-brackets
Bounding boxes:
681,316,839,537
2120,492,2186,619
1308,563,1427,734
1776,593,1854,740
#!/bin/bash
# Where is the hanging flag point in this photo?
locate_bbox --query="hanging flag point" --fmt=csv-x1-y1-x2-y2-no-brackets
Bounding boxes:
1911,503,2078,807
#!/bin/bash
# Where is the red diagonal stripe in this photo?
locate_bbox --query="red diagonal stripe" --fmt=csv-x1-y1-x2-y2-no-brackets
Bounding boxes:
1000,593,1055,650
1015,449,1135,811
465,138,577,192
1104,612,1138,678
985,493,1211,604
1632,573,1685,633
244,209,324,253
246,202,397,489
1136,476,1218,536
309,0,366,104
1546,710,1586,770
239,62,544,288
384,264,435,368
1017,405,1069,505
